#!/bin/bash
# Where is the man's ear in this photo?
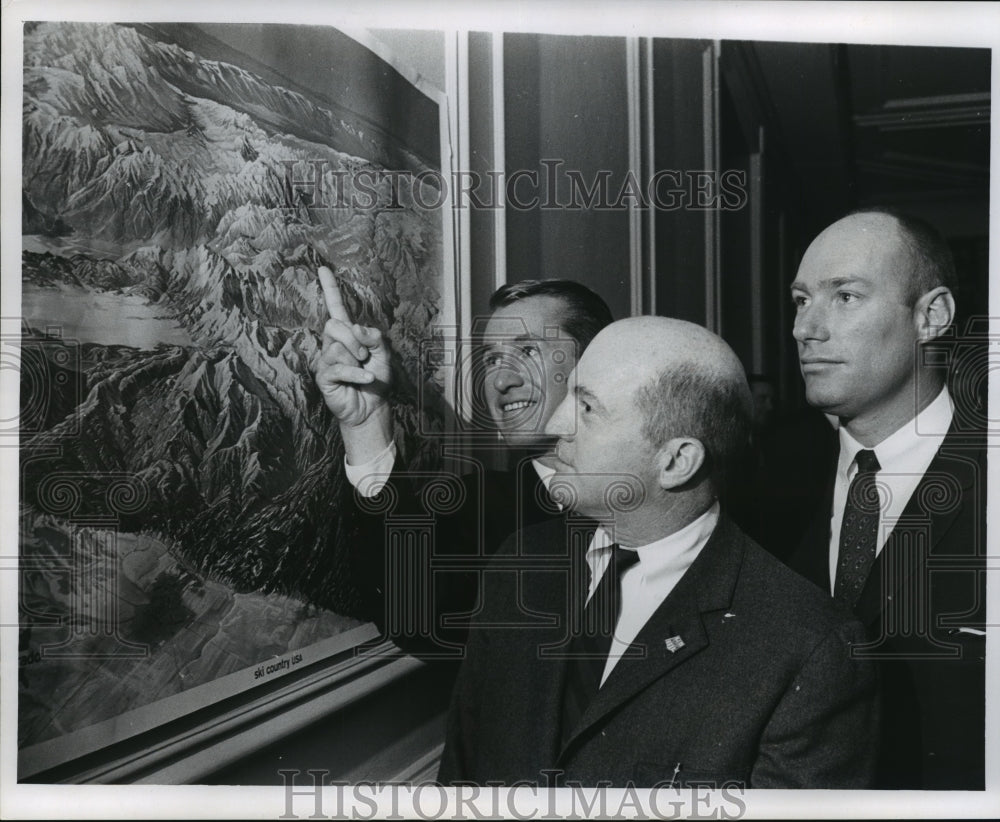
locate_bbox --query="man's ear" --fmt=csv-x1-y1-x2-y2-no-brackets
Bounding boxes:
657,438,706,490
915,286,955,343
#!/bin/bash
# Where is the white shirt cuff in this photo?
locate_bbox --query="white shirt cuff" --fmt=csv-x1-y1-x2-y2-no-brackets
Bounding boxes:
344,441,397,497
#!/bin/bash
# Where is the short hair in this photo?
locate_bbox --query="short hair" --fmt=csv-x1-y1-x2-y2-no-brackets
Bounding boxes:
489,279,613,351
634,362,752,490
849,207,958,304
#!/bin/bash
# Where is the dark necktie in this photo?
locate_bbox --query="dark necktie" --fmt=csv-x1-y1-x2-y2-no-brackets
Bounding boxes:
834,448,882,605
560,543,640,745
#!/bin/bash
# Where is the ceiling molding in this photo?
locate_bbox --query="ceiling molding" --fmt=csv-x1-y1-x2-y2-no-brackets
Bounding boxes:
854,106,988,130
882,92,990,110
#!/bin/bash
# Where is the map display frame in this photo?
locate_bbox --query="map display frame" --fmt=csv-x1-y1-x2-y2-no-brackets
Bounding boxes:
15,20,459,779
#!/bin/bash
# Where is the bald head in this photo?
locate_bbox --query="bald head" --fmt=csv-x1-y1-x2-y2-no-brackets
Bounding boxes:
541,317,752,533
586,315,747,384
805,209,957,306
588,317,752,488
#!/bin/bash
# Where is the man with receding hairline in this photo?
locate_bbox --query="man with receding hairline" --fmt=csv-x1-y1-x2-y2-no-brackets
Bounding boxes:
438,316,877,788
785,208,986,789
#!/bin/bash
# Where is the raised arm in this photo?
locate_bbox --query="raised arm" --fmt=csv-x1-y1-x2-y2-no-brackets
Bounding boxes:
314,265,394,465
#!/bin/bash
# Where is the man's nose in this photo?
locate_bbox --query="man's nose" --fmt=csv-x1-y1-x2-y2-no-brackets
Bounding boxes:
792,301,829,343
544,395,572,439
492,363,525,393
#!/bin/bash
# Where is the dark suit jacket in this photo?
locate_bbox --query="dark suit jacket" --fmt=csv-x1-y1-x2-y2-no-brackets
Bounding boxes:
350,455,560,658
729,408,839,562
439,514,878,788
787,422,987,789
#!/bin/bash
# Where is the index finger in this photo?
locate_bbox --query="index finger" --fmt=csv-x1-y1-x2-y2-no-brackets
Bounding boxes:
318,266,352,323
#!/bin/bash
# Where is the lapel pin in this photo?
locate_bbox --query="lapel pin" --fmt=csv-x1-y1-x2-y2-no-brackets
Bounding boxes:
664,635,685,653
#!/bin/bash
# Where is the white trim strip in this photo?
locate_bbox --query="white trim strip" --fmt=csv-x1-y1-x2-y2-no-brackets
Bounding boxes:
702,41,722,333
644,37,656,316
626,37,643,317
491,32,507,290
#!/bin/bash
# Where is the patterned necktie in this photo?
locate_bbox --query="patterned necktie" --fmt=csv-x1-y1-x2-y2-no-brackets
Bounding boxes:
560,544,640,745
834,448,882,606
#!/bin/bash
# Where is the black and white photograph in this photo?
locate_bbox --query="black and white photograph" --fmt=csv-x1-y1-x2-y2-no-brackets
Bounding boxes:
1,1,996,819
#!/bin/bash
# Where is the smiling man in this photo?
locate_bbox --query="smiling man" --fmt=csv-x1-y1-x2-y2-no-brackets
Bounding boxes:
314,273,612,656
479,283,610,449
784,209,987,789
438,317,877,787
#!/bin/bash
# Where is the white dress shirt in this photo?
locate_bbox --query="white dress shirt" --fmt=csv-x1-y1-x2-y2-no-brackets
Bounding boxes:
587,502,719,685
344,441,398,497
827,386,953,593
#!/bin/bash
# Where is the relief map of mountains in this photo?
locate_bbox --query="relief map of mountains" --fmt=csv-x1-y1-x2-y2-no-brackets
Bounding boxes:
19,21,448,755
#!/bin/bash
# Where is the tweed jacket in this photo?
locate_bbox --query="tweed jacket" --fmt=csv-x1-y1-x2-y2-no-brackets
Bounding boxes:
439,514,879,788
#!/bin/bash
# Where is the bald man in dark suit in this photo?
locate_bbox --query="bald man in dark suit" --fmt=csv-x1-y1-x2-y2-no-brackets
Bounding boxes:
439,317,878,788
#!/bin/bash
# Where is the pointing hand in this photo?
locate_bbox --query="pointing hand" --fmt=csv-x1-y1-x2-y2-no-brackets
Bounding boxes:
314,266,392,430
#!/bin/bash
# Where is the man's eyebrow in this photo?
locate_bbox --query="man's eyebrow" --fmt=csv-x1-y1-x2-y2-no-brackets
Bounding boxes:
790,276,873,293
485,333,542,346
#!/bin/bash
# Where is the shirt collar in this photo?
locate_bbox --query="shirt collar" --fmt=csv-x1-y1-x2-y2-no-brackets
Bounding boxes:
532,459,564,512
837,385,953,476
588,501,720,580
533,458,556,488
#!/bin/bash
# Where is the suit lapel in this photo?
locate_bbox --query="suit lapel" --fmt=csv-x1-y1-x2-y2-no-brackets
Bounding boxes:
854,425,981,624
557,516,745,760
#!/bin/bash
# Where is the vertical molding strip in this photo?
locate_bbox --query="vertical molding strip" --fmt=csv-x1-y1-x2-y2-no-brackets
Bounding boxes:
456,31,472,340
444,31,474,453
457,31,473,468
776,210,789,404
644,38,656,316
703,41,722,333
491,32,507,290
749,126,765,374
626,37,643,317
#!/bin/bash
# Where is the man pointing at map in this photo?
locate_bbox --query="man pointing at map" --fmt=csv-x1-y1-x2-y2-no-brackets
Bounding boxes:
314,265,614,655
